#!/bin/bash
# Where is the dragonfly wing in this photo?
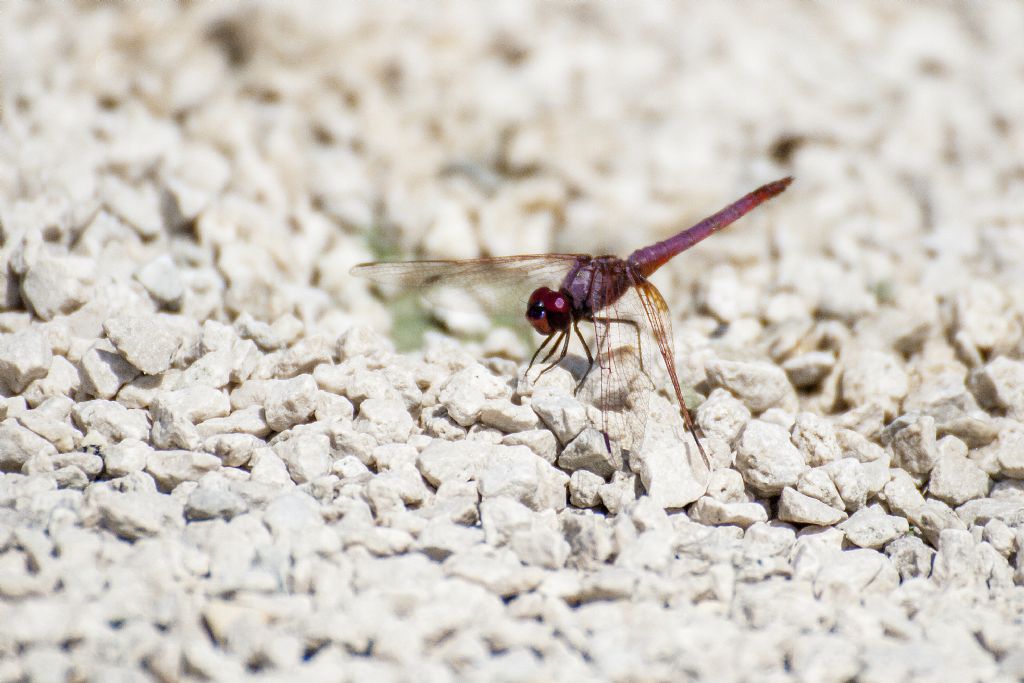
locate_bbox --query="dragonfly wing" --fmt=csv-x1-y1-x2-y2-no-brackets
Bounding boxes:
634,280,710,468
351,255,584,290
569,268,660,456
352,255,587,332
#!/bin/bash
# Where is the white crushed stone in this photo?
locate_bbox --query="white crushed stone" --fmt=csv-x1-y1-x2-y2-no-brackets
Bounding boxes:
1,3,1024,681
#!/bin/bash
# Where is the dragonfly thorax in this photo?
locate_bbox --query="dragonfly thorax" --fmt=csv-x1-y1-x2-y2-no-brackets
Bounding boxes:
526,287,572,335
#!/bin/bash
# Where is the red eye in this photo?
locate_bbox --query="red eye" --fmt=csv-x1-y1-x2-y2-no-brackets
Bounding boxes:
525,287,571,335
527,287,552,310
547,292,569,314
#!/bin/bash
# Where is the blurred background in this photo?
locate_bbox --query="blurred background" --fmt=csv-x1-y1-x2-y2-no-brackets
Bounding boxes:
4,1,1024,361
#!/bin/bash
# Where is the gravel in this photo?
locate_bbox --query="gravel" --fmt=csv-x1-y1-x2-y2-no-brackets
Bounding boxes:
2,2,1024,681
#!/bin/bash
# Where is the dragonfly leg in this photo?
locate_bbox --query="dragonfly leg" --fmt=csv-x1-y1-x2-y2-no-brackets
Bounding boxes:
526,332,557,375
572,320,594,396
681,402,710,469
535,331,569,380
592,317,646,374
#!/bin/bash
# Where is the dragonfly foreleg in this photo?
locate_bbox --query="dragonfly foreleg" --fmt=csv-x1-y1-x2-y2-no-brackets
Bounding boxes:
592,317,646,374
526,332,557,375
535,331,570,380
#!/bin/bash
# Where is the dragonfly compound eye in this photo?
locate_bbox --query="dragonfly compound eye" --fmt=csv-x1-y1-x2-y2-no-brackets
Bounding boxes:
526,287,552,334
526,287,571,335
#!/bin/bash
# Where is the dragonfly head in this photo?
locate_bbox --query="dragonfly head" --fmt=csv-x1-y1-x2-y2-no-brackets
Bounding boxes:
526,287,572,336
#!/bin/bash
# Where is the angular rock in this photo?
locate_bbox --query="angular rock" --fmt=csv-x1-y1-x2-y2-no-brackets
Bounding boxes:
20,256,89,320
480,496,535,546
479,398,539,433
928,449,990,506
18,399,80,452
22,356,81,407
813,548,899,600
880,469,927,520
437,364,510,427
839,505,910,549
998,439,1024,478
252,335,334,380
530,393,588,445
273,433,331,485
417,440,482,487
834,428,887,463
365,465,429,513
353,397,415,445
510,526,570,569
501,429,558,464
782,351,835,389
260,375,319,432
629,426,708,510
478,444,568,512
704,358,796,413
694,388,752,445
52,451,102,479
704,467,748,503
102,439,153,477
72,400,150,443
821,458,869,511
931,528,986,589
369,443,418,472
908,499,967,547
150,387,230,450
314,391,354,423
887,414,939,475
557,428,622,479
103,315,182,375
248,448,293,486
953,497,1024,527
778,487,847,526
175,349,234,389
568,470,604,508
102,175,163,238
790,412,841,466
797,467,846,510
80,339,140,399
263,491,323,537
968,356,1024,418
443,549,543,598
689,496,767,528
135,254,185,309
598,471,637,515
982,518,1017,558
840,349,908,415
196,405,270,438
735,420,807,496
884,535,935,580
413,519,485,561
92,489,184,540
0,329,52,393
145,450,221,491
0,419,57,471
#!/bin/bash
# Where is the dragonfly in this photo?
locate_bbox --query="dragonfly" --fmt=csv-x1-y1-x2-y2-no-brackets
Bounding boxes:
352,177,792,467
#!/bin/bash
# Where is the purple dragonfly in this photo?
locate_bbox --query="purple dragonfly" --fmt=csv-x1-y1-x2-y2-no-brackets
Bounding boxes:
353,177,792,465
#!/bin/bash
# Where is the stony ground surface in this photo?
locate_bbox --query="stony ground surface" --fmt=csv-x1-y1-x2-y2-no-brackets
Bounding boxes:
2,2,1024,682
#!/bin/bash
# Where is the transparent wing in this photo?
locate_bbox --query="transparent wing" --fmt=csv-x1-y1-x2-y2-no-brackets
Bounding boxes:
532,268,708,463
351,254,587,333
634,280,710,467
588,282,659,455
351,255,584,290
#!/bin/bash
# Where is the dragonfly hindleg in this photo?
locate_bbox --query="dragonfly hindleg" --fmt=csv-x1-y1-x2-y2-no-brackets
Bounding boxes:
572,320,594,396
